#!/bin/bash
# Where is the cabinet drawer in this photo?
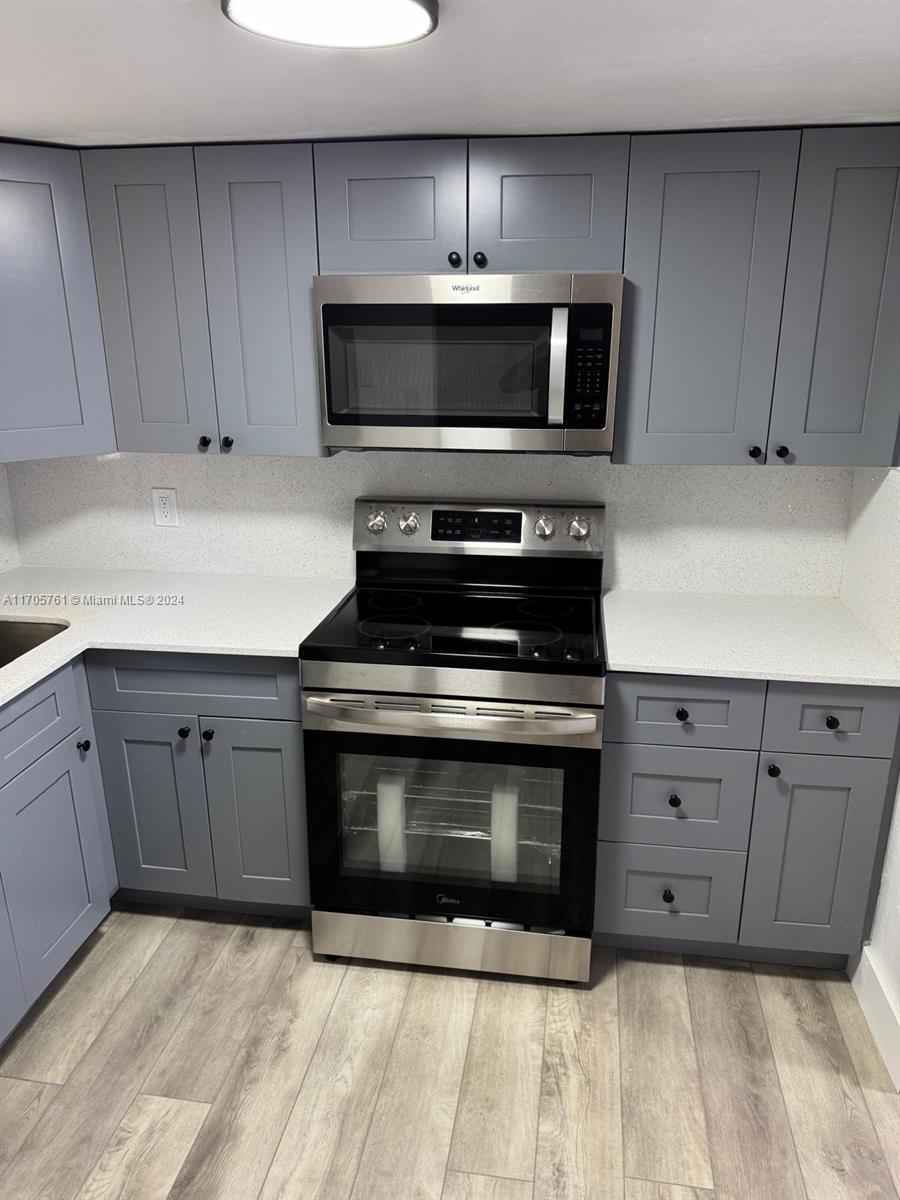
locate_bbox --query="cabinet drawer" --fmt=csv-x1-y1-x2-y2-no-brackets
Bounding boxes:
605,674,766,749
762,682,900,758
595,842,746,942
598,743,757,850
86,651,301,720
1,664,80,788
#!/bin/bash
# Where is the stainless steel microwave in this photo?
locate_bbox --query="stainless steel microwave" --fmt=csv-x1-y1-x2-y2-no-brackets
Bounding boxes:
313,273,623,454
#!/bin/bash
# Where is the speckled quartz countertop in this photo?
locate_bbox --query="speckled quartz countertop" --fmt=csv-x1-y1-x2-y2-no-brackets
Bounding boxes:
602,590,900,687
0,566,353,704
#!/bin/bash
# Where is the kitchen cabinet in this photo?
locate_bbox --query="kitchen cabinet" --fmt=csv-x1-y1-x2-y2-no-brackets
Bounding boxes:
604,673,766,750
0,730,110,998
0,874,27,1046
0,142,115,462
81,147,220,454
467,135,628,273
739,753,891,953
616,130,800,465
195,143,321,456
202,717,308,905
93,711,216,897
1,663,80,788
768,126,900,466
315,139,468,275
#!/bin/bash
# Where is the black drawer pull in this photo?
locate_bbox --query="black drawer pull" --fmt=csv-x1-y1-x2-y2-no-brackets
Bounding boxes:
662,888,675,904
767,763,781,778
675,707,690,722
76,739,91,753
473,251,488,268
201,728,215,742
668,793,682,808
178,726,191,739
825,714,840,730
447,251,462,268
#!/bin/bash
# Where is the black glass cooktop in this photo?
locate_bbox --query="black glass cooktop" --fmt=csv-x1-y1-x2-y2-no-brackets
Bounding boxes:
301,586,604,674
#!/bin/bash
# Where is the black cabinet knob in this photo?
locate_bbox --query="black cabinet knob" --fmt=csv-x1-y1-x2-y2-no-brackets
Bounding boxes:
178,726,191,740
472,251,488,268
662,888,675,904
668,793,682,808
748,445,762,459
201,728,215,741
221,436,234,450
775,445,790,459
675,707,690,722
76,739,91,753
198,435,212,449
447,251,462,268
767,763,781,778
825,714,840,730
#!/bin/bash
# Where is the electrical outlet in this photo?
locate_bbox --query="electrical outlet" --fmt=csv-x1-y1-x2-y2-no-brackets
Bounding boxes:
152,488,179,527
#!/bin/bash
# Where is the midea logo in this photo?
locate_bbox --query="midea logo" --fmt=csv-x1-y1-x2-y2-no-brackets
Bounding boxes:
450,283,480,294
436,893,460,905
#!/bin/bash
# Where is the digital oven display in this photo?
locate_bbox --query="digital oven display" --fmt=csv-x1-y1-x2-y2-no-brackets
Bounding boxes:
431,510,523,543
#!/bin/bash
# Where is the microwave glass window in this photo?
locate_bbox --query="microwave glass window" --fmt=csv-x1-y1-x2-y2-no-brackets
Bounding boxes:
323,304,554,426
338,752,564,893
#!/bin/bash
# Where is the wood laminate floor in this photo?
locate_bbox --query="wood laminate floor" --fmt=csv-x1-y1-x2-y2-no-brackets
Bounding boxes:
1,908,898,1200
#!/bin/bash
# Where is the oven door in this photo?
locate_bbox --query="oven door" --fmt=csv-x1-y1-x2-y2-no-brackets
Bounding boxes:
303,726,599,933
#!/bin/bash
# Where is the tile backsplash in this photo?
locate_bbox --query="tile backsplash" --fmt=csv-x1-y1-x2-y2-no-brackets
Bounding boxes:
5,451,853,596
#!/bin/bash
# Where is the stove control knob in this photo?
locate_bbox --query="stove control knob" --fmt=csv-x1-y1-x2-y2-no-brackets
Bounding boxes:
567,516,591,541
398,511,420,537
534,515,556,540
365,511,387,535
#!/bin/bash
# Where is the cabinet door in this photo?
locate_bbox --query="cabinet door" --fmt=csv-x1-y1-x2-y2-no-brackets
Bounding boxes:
0,143,115,462
202,717,308,905
93,711,216,897
314,139,468,274
195,144,320,456
740,753,890,953
0,732,110,999
0,874,27,1046
468,135,628,272
81,148,220,454
769,126,900,466
616,131,799,464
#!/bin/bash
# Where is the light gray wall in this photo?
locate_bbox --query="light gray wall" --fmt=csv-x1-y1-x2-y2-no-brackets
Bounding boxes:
4,452,853,596
0,466,20,574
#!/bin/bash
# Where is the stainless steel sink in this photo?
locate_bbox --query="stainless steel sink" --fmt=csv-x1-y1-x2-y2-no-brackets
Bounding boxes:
0,619,68,668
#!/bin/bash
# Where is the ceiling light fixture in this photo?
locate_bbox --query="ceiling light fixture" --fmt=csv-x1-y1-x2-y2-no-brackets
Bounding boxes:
221,0,438,48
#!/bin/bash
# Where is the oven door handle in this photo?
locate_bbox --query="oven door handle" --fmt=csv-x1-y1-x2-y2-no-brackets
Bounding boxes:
547,306,569,426
305,697,597,736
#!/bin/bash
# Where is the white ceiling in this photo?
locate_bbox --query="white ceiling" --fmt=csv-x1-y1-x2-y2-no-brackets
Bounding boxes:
1,0,898,147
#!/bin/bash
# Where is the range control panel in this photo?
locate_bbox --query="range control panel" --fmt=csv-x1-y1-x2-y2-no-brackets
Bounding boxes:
354,500,605,557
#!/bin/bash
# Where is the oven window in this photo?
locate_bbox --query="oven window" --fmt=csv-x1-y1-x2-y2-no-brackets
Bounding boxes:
323,304,554,426
339,752,563,892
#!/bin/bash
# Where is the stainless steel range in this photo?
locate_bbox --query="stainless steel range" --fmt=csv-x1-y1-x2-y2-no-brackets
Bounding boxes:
299,499,605,983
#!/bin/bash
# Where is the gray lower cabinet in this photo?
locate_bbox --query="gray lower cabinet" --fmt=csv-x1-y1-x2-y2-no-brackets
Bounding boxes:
1,663,81,789
315,139,468,274
0,874,27,1045
616,130,800,465
81,147,220,454
195,144,321,456
202,717,308,905
0,142,115,463
769,126,900,466
0,731,110,998
762,681,900,759
604,673,766,750
739,753,891,953
467,135,628,272
93,711,217,897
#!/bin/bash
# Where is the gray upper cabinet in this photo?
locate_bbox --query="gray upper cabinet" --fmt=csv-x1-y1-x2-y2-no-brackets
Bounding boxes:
315,139,468,274
616,130,800,465
0,874,26,1045
740,752,891,953
468,135,628,272
195,144,321,456
0,731,109,998
0,143,115,462
93,710,216,897
202,717,308,906
769,126,900,466
81,147,220,454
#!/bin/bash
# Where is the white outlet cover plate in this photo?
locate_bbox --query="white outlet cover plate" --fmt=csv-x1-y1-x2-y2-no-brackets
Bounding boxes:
152,488,179,527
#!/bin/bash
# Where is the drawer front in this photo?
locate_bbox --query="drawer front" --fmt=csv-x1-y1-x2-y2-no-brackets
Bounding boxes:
595,842,746,942
86,651,301,720
763,682,900,758
1,664,80,788
598,743,757,850
605,674,766,749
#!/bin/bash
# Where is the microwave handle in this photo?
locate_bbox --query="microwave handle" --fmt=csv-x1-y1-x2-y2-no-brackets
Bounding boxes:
547,306,569,426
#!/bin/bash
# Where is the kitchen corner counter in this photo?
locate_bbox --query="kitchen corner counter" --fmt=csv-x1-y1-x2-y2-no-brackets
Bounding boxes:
0,566,354,704
602,590,900,687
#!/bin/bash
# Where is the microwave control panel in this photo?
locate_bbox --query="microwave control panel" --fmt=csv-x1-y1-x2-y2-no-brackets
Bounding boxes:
564,304,613,429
